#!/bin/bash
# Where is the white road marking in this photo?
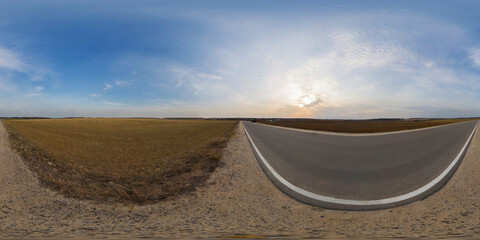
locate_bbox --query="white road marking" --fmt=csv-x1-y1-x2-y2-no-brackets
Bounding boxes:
242,121,478,207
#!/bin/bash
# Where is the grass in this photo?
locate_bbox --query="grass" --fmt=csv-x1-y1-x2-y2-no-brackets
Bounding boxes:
3,118,237,204
259,118,476,133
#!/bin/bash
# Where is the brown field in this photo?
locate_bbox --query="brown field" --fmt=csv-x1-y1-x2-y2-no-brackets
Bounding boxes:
259,118,476,133
3,118,237,204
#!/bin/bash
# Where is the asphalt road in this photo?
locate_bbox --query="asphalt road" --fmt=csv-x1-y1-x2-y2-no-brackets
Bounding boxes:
242,120,478,210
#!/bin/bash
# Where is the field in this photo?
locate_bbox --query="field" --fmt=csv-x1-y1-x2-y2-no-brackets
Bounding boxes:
3,118,237,203
259,118,476,133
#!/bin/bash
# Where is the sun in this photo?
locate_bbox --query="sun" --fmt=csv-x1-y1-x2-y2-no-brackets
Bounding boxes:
297,93,317,107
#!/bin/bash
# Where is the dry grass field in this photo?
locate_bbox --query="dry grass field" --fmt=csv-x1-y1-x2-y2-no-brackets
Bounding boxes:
259,118,476,133
3,118,237,204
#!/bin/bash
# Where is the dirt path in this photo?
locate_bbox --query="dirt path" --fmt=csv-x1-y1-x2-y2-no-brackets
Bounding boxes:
1,121,480,239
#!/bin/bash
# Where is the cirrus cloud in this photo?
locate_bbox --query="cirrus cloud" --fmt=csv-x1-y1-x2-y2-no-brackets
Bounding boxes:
0,46,26,71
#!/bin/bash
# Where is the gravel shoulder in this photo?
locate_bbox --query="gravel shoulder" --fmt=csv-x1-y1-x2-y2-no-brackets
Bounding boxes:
1,121,480,239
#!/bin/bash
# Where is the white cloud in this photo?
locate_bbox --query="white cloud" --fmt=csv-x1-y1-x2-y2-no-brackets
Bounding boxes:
193,87,202,95
424,61,435,68
0,46,24,93
168,66,224,95
0,47,26,71
23,85,44,97
35,86,44,92
470,48,480,68
89,93,102,98
25,93,41,98
196,73,223,81
103,83,113,90
28,66,58,82
0,44,58,100
175,67,194,87
89,82,115,98
105,101,125,106
328,30,415,70
114,80,132,86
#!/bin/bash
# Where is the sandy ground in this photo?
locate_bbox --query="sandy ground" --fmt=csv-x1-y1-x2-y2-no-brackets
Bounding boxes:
1,121,480,239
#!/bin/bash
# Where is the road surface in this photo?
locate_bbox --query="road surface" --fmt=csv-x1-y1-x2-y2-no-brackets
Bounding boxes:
242,120,478,210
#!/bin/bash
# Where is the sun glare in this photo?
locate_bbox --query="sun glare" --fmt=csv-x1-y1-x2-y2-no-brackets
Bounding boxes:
297,93,317,107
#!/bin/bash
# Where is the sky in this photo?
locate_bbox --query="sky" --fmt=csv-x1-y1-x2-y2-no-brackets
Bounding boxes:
0,0,480,118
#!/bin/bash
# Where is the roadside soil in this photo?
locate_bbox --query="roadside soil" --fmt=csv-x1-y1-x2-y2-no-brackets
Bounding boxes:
1,121,480,239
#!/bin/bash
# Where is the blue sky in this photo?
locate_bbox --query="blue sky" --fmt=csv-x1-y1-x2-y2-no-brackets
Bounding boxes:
0,0,480,118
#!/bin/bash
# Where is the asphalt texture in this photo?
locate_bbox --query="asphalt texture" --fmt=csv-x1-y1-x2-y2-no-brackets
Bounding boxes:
242,120,478,210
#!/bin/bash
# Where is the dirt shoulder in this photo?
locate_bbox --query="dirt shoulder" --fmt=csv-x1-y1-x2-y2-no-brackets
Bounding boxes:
1,121,480,239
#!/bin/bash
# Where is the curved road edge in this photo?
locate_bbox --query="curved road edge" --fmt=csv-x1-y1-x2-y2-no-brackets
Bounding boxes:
242,121,479,211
